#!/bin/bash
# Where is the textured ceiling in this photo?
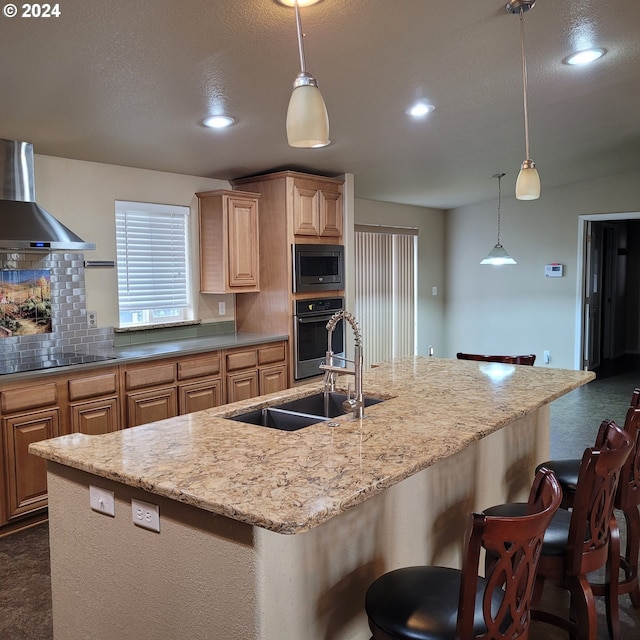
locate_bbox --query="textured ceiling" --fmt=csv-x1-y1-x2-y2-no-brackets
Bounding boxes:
0,0,638,209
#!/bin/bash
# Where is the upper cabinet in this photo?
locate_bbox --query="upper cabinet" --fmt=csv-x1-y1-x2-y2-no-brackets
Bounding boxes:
292,176,343,239
197,189,260,293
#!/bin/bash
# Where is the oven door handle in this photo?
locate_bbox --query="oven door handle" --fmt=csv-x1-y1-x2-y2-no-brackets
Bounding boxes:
295,315,336,325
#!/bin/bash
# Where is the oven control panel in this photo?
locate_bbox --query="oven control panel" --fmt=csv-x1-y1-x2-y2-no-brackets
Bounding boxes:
295,297,344,317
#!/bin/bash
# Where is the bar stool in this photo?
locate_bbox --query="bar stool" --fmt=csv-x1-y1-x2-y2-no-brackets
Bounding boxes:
364,468,561,640
485,419,634,640
456,353,536,366
536,388,640,613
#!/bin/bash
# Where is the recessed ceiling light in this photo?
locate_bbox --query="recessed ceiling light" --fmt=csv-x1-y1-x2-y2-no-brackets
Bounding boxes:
406,102,435,118
276,0,323,7
565,48,606,65
203,115,235,129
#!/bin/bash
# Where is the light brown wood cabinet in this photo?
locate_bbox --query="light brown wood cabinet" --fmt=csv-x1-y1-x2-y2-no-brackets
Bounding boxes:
197,189,260,293
225,342,288,403
0,382,60,526
177,353,222,414
124,361,178,427
292,177,343,238
68,369,120,435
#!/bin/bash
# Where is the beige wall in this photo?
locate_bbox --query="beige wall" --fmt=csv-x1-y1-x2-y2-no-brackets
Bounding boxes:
444,169,640,369
33,154,232,328
354,198,446,356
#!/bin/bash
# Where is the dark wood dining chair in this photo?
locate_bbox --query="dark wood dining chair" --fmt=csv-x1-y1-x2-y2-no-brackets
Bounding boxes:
456,352,536,366
364,468,562,640
485,419,634,640
536,388,640,620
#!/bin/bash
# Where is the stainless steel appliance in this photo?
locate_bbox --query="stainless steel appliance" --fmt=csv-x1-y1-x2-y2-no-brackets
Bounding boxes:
292,243,344,292
293,296,345,380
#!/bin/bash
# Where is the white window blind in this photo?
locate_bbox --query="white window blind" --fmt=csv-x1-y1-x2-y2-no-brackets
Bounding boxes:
355,225,417,368
115,201,193,328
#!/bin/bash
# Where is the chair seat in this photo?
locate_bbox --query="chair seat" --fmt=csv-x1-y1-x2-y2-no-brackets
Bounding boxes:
365,566,503,640
536,459,580,494
484,502,574,556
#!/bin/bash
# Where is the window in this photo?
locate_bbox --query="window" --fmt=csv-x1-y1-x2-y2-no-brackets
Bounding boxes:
115,201,193,328
355,225,417,368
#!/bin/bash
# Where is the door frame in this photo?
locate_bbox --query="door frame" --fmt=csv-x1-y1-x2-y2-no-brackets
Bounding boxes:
575,212,640,370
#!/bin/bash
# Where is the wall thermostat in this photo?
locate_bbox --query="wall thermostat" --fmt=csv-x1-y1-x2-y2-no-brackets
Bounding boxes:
545,263,564,278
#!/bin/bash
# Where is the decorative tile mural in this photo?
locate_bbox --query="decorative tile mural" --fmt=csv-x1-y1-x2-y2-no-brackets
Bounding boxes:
0,269,52,337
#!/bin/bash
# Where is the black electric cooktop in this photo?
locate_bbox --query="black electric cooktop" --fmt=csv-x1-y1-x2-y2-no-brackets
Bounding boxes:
0,352,117,375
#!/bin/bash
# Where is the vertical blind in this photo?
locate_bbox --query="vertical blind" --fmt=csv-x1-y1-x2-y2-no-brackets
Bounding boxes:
115,201,190,312
355,225,417,369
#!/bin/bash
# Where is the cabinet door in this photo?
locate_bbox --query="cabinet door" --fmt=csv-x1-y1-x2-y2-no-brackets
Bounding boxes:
2,408,58,521
228,196,260,288
179,378,222,415
126,387,178,427
259,365,288,396
293,184,320,236
318,189,343,238
226,371,259,404
70,397,120,435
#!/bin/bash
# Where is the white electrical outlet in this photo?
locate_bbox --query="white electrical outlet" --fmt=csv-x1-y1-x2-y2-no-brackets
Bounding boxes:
218,301,226,316
432,286,438,296
132,498,160,532
89,485,115,517
87,310,97,328
543,350,550,364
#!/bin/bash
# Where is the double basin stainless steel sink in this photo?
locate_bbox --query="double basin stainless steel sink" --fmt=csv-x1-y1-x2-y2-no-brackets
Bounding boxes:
229,391,384,431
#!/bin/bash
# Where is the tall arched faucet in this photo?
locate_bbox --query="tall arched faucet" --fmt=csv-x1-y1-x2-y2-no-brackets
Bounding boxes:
318,310,365,419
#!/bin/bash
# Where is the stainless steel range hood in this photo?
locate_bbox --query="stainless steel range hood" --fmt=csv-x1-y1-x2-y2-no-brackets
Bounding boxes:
0,139,95,251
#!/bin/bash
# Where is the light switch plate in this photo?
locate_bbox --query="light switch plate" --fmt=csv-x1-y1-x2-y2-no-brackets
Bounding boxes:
89,485,115,517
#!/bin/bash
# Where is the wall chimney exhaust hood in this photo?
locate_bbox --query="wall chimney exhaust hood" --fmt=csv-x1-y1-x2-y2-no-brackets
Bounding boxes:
0,139,95,251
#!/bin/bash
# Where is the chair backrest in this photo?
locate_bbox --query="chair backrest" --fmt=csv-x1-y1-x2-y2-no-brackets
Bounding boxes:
566,419,634,576
456,352,536,366
617,387,640,509
456,468,561,639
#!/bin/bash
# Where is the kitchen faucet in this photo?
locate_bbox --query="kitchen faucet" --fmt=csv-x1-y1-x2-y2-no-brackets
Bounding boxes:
319,310,365,419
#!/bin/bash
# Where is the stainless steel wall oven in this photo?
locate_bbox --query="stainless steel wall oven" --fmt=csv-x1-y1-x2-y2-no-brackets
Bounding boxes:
293,297,345,380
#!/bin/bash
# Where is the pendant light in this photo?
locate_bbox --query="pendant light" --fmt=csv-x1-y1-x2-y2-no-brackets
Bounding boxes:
285,0,330,148
481,173,517,265
507,0,540,200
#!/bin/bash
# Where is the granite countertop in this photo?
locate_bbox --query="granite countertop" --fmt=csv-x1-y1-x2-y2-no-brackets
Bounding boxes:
30,357,594,534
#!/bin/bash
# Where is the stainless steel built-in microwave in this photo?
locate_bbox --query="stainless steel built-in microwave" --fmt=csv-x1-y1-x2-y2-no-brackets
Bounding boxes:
292,244,344,292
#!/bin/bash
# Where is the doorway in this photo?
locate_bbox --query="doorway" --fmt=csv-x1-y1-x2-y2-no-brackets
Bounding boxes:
579,213,640,376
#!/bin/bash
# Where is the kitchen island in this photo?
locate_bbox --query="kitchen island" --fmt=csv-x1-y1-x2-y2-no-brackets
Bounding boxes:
31,356,593,640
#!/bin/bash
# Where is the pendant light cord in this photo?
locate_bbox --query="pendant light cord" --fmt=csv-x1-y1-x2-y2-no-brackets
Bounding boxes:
294,1,306,73
519,8,531,161
495,172,505,245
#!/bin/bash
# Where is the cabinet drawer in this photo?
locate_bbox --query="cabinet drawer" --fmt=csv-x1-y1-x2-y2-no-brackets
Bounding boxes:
177,354,221,381
226,349,258,372
258,343,286,366
125,363,176,390
1,383,58,414
68,372,118,401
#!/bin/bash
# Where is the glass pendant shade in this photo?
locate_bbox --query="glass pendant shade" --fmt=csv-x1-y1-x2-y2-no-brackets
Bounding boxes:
515,162,540,200
286,81,330,148
481,244,517,265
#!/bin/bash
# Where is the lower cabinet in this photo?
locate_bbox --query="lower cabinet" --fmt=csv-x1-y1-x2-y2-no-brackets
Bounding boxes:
70,398,120,435
260,365,288,396
178,378,222,414
227,370,259,403
2,408,59,523
126,387,178,427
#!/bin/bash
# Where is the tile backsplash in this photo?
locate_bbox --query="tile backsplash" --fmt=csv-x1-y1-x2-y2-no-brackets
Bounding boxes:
0,252,113,360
